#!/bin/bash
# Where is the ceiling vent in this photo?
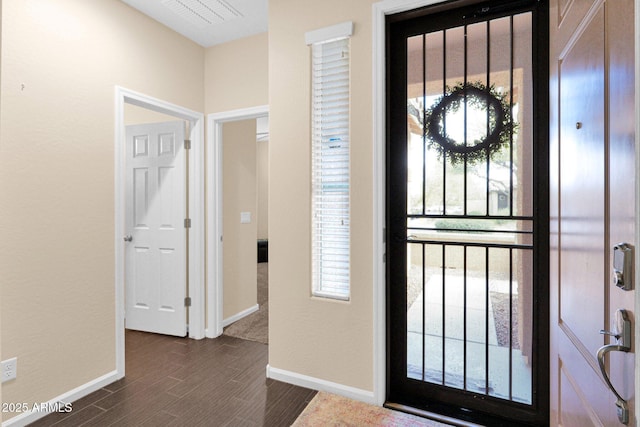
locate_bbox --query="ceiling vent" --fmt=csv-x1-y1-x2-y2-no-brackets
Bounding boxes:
161,0,242,28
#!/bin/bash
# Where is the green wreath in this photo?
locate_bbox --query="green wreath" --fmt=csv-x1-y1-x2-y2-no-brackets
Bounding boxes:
424,81,516,165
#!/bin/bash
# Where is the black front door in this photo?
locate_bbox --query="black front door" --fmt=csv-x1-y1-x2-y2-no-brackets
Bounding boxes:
385,1,549,425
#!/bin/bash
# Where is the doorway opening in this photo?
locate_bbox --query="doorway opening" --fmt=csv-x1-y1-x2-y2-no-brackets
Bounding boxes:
115,87,205,378
206,105,269,340
385,0,548,424
218,116,270,344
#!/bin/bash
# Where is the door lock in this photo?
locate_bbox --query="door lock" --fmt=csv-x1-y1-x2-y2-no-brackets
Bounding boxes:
597,309,631,425
613,243,633,290
123,235,133,242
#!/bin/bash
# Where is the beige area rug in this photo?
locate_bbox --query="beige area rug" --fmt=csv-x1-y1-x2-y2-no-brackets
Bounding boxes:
292,392,451,426
223,263,269,344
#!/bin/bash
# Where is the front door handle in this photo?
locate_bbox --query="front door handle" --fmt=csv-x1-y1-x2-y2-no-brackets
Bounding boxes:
597,309,631,425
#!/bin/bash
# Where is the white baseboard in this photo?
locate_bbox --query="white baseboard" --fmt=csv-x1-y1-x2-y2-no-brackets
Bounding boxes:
266,365,376,405
222,304,259,327
1,370,121,427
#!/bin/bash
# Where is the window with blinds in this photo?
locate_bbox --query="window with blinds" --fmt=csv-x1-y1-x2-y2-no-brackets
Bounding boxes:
307,23,352,300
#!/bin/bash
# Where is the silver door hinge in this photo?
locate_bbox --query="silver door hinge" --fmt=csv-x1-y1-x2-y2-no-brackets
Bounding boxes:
184,139,191,150
184,218,191,228
184,297,191,307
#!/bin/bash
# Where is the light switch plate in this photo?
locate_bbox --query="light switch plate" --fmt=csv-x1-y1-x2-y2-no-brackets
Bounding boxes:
240,212,251,224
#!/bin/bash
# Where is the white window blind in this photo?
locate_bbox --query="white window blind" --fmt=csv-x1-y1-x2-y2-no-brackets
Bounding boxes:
310,32,351,300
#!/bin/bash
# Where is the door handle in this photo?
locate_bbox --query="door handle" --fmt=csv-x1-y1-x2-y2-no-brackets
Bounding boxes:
123,235,133,242
597,309,631,425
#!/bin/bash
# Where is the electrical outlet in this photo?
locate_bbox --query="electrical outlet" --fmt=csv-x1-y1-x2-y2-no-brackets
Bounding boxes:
2,357,17,383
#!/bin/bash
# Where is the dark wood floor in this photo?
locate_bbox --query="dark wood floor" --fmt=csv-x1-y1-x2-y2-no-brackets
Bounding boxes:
30,331,316,426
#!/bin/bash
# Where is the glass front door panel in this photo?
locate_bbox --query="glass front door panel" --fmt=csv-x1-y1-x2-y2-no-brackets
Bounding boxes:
405,11,534,406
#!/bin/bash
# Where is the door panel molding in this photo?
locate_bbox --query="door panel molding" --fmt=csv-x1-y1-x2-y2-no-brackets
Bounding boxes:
114,86,205,379
559,359,604,427
124,120,187,337
558,328,612,421
550,0,636,424
556,0,603,61
558,3,606,361
558,321,602,377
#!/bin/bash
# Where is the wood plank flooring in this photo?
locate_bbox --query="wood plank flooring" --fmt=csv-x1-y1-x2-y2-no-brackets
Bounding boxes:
29,331,316,426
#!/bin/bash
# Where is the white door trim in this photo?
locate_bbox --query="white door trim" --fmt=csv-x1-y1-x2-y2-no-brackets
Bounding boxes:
372,0,448,406
205,105,269,338
114,86,205,378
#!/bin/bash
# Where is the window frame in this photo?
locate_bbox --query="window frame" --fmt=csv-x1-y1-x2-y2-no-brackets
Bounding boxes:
306,22,353,301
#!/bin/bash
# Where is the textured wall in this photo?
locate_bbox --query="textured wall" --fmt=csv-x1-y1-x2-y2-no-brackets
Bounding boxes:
0,0,204,421
268,0,376,393
257,139,269,241
222,119,258,320
205,32,268,114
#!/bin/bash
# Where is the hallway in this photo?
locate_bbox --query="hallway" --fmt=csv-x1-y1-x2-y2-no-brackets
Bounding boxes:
29,331,315,426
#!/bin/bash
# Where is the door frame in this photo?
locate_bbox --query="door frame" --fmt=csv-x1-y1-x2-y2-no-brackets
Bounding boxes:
372,0,450,406
373,0,640,416
205,105,269,338
114,86,205,377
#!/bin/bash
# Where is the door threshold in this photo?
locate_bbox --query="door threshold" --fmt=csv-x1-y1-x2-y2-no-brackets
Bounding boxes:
384,402,484,427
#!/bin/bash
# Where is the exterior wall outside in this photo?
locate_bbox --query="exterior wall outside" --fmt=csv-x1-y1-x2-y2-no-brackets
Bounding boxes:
0,0,204,421
222,119,258,319
268,0,376,392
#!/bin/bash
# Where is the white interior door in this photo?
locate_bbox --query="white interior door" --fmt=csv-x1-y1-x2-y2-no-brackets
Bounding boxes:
125,120,187,337
550,1,636,425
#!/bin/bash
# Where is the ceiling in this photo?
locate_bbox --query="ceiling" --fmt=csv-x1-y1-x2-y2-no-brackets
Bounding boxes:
121,0,268,47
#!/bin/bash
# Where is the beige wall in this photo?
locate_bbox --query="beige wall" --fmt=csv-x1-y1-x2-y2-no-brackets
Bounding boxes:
124,103,182,126
268,0,376,392
204,32,268,321
205,32,268,114
0,0,379,417
257,139,269,240
0,0,204,421
223,120,258,319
